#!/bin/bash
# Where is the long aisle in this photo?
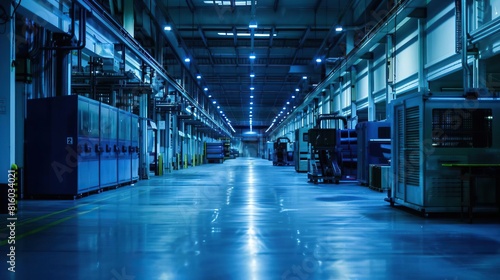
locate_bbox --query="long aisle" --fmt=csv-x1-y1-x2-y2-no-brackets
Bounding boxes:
2,157,500,279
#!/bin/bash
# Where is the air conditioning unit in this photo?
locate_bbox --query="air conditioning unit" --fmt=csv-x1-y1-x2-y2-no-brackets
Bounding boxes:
165,95,177,104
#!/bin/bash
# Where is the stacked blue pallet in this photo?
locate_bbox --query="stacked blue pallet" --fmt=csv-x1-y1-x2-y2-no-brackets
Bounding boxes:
25,95,139,198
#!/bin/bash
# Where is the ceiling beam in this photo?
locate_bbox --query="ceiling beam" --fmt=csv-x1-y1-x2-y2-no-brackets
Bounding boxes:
185,0,196,13
291,26,311,65
198,26,215,66
314,0,322,14
273,0,279,12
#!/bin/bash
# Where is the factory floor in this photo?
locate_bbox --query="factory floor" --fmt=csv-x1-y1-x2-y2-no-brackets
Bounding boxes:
2,157,500,280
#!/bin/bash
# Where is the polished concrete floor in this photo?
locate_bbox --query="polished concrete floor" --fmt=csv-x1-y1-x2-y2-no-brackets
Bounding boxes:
1,157,500,279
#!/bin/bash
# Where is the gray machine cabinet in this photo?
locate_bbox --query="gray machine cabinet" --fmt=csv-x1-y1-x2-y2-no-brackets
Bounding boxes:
389,94,500,213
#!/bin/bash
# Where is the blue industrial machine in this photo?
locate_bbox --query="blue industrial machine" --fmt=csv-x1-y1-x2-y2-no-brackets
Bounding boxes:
99,104,118,188
273,137,293,166
118,110,132,184
307,115,347,184
356,121,391,185
387,93,500,214
294,127,309,172
131,114,140,181
337,129,358,180
25,95,139,198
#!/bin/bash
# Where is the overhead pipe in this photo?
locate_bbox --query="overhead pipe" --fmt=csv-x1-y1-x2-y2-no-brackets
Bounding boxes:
76,0,231,137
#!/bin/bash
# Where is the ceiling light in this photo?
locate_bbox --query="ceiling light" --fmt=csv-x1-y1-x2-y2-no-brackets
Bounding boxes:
250,72,255,78
184,57,191,63
250,111,253,114
335,25,343,32
250,87,255,90
295,88,300,92
250,107,253,109
217,106,220,109
250,115,253,117
249,20,258,29
250,102,253,105
302,76,308,80
249,53,256,60
164,25,172,31
213,101,217,104
283,107,286,110
204,87,208,91
197,74,202,79
208,95,212,98
250,95,254,98
292,95,295,98
220,111,223,113
286,101,290,105
316,58,322,63
280,111,283,114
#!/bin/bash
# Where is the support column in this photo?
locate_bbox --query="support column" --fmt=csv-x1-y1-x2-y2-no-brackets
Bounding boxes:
350,67,358,128
139,94,148,179
418,19,427,93
386,34,395,116
164,112,171,173
0,0,15,182
368,59,375,121
123,0,134,37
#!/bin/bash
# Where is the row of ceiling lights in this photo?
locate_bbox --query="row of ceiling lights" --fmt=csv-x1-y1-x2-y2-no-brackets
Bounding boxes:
265,76,307,133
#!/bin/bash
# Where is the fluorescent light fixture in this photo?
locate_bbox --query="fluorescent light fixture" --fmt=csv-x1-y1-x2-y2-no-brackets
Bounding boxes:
302,76,308,80
250,111,253,114
250,72,255,78
283,107,286,110
208,95,212,98
335,25,343,32
250,102,253,105
164,25,172,31
250,95,254,98
217,106,220,109
249,115,253,117
184,58,191,63
196,74,202,79
280,111,283,113
220,111,223,113
218,32,276,37
316,58,322,63
295,88,300,92
250,87,255,90
204,1,255,6
249,53,256,59
292,95,295,98
204,87,208,91
213,101,217,104
249,20,258,29
250,107,253,110
286,101,290,105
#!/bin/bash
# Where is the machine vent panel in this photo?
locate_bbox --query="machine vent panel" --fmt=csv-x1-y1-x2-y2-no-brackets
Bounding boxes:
397,109,405,184
431,109,492,148
429,177,464,198
405,106,420,186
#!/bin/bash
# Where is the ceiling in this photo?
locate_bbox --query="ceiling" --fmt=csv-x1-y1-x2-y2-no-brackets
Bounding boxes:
151,0,373,130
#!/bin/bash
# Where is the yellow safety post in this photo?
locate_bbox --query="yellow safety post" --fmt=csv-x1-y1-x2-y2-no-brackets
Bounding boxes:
184,154,188,169
158,155,163,176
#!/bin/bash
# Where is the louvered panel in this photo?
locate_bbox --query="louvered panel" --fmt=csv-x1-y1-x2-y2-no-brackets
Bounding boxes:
397,109,405,184
405,106,420,186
